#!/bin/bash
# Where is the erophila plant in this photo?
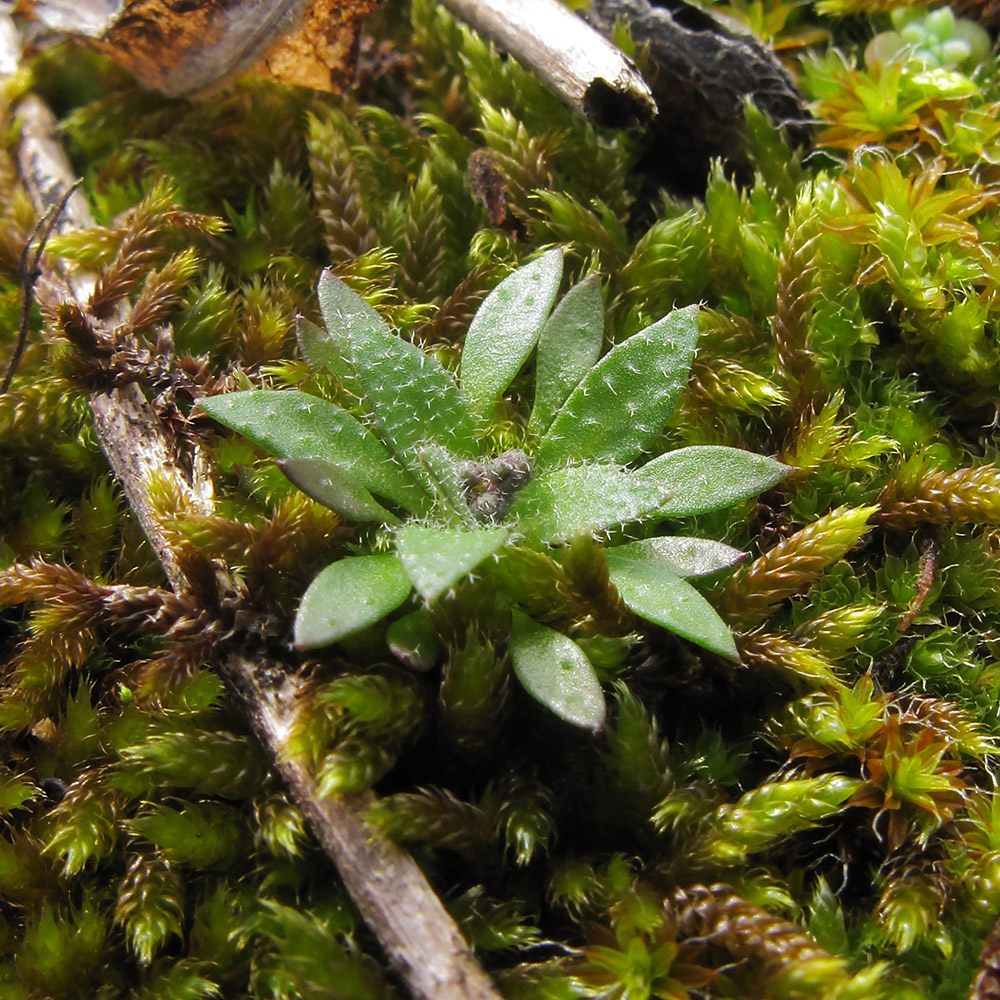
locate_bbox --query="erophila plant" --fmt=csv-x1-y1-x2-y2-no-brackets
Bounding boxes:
199,249,789,729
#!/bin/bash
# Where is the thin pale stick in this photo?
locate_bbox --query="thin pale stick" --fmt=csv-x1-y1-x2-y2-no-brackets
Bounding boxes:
439,0,656,127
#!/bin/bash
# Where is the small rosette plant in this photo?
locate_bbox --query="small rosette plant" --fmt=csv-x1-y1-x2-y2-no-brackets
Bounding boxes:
200,250,789,729
865,6,990,75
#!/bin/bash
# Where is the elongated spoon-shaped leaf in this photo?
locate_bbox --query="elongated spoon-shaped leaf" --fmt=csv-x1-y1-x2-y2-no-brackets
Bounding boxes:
510,612,606,730
318,270,479,464
294,554,412,649
460,248,563,421
395,524,508,601
508,464,671,542
633,446,791,517
609,536,747,578
199,390,423,512
278,458,400,524
604,549,738,659
536,304,700,467
528,274,604,439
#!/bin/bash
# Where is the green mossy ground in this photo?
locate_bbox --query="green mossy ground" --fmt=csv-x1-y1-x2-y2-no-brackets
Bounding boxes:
2,1,1000,997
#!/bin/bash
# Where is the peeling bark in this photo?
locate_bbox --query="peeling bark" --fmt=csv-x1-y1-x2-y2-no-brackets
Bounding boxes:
17,0,378,95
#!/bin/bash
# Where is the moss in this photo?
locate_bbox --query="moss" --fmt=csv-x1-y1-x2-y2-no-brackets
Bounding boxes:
4,0,1000,997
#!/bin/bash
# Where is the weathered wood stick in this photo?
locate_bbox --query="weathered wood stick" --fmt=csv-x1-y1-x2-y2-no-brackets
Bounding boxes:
223,650,505,1000
8,37,503,1000
439,0,656,127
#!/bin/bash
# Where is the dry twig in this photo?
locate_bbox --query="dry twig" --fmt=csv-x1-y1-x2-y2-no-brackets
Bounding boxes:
439,0,656,127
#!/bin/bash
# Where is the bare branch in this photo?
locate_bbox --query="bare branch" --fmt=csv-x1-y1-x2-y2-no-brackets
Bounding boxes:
16,94,211,591
224,654,505,1000
439,0,656,128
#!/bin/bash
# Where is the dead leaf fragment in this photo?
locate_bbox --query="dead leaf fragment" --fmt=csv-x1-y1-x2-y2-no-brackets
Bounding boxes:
467,149,507,226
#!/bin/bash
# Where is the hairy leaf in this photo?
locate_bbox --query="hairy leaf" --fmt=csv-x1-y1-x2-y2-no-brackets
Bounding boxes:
635,446,791,517
294,554,413,649
528,273,604,439
608,536,747,578
296,314,353,381
536,304,700,467
278,457,400,524
508,464,670,541
395,524,508,601
317,270,479,464
387,608,441,671
199,390,422,511
414,441,479,523
509,611,606,731
460,248,563,420
604,547,739,659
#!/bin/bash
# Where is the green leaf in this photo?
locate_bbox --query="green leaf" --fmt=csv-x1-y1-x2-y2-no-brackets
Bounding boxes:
698,774,863,863
604,548,738,658
395,524,508,601
118,731,266,797
536,304,700,467
294,554,413,649
317,270,479,466
459,248,564,421
633,446,791,517
199,390,423,512
806,876,850,957
509,611,606,731
278,458,400,524
296,315,353,381
386,608,441,672
528,273,604,438
508,464,671,541
609,536,747,578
